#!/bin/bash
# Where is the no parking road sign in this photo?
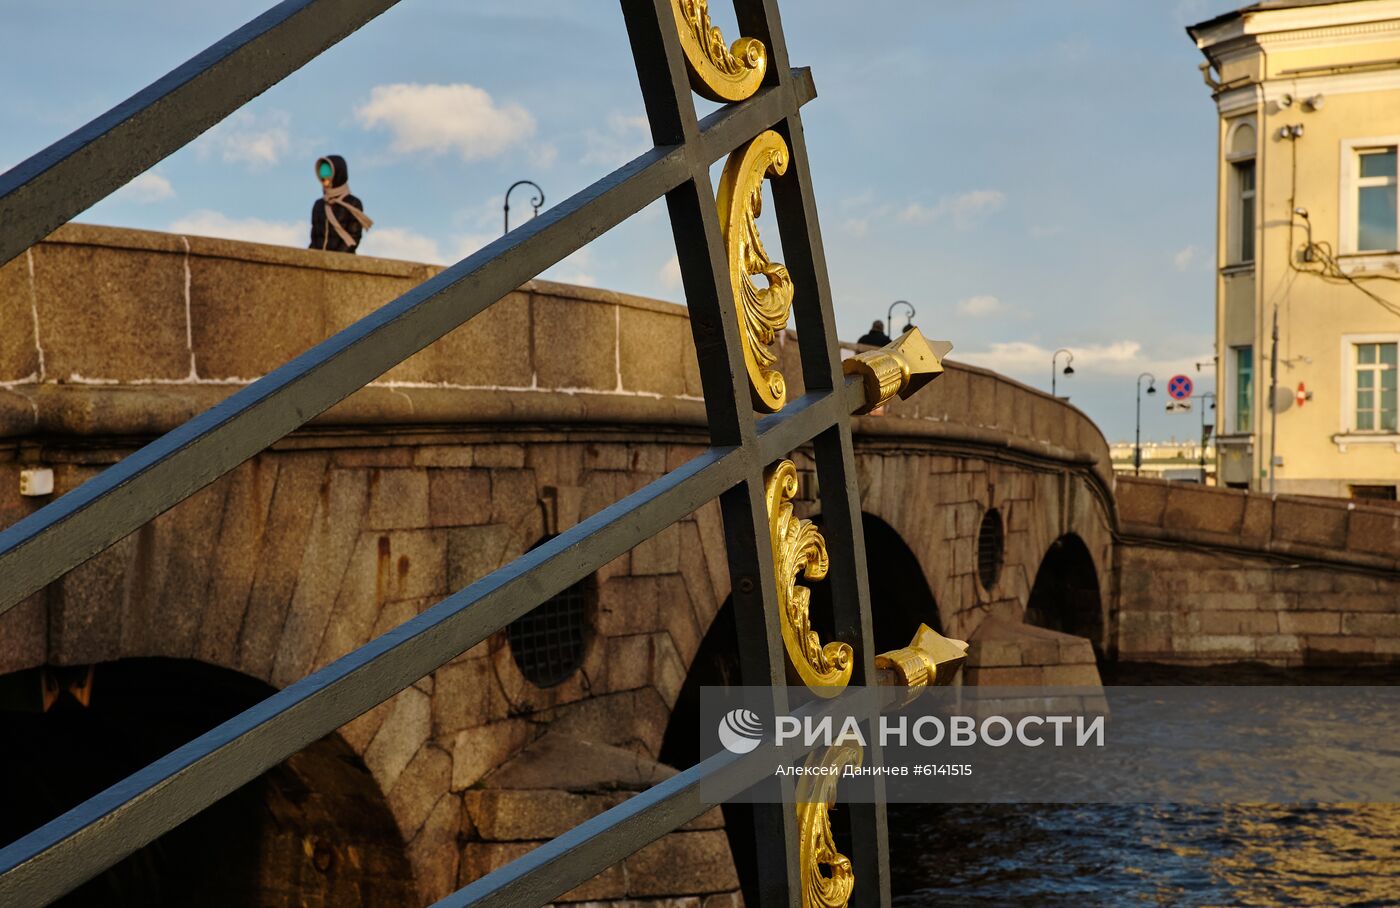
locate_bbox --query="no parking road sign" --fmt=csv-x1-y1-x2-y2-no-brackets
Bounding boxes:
1167,374,1194,401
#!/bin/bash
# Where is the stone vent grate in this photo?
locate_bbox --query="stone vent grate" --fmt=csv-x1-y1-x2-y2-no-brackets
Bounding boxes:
977,508,1005,591
507,578,590,688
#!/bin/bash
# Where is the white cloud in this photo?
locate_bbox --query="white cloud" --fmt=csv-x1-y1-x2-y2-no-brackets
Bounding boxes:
956,340,1211,380
658,254,682,290
529,142,559,169
582,112,651,167
897,189,1007,230
114,171,174,203
358,227,444,263
1173,244,1199,271
168,212,476,265
196,110,292,170
957,295,1005,317
170,210,303,247
451,232,500,262
356,83,536,161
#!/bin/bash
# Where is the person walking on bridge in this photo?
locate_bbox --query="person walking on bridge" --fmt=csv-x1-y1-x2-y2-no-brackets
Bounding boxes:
858,320,891,347
310,154,372,253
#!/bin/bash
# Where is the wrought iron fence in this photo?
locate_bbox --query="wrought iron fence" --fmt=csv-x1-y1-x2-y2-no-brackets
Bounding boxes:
0,1,952,905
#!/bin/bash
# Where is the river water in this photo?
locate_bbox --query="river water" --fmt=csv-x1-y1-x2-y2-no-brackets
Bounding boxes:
888,664,1400,907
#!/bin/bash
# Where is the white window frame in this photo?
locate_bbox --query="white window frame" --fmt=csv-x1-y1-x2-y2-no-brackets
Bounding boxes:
1225,119,1257,267
1336,332,1400,452
1338,136,1400,257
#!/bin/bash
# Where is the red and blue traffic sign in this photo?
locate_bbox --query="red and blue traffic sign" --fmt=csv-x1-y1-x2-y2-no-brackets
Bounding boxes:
1167,374,1194,401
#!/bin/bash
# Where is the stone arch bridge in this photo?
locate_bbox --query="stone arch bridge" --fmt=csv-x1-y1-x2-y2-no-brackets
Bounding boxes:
1,226,1395,904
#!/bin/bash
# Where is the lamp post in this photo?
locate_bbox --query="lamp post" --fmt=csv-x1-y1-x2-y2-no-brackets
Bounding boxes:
1268,304,1280,493
504,180,545,235
1135,372,1157,476
887,300,915,335
1052,348,1075,398
1199,391,1216,484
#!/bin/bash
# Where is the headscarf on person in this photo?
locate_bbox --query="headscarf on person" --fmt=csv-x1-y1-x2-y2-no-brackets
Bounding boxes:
311,155,372,252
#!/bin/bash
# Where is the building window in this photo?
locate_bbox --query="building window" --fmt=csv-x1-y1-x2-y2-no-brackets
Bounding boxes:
1234,160,1256,263
1353,341,1397,433
1226,120,1256,266
1350,484,1397,502
1232,345,1253,433
1356,147,1398,253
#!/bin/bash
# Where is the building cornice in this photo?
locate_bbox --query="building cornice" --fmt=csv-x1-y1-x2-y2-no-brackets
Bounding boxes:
1193,1,1400,51
1217,83,1262,115
1213,65,1400,113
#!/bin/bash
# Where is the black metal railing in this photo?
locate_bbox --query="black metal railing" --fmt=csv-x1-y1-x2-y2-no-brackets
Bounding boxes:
0,1,890,905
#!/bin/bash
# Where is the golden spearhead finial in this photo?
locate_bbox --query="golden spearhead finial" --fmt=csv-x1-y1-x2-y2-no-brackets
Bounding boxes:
843,328,952,415
874,623,969,704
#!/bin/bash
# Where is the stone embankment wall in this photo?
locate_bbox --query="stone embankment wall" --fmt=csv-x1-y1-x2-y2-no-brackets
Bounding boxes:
1115,477,1400,666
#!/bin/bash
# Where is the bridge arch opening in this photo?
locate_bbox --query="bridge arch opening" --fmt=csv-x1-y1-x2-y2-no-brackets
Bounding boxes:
1024,534,1105,655
0,658,416,907
857,512,944,647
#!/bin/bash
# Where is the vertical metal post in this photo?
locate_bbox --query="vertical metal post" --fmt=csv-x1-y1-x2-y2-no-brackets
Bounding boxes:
1199,391,1216,483
734,1,891,905
1135,372,1155,477
1268,304,1279,493
620,1,801,902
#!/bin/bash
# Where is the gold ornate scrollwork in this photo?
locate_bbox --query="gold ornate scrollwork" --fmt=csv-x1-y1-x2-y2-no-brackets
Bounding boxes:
766,460,852,695
719,130,793,413
672,0,767,102
797,744,861,908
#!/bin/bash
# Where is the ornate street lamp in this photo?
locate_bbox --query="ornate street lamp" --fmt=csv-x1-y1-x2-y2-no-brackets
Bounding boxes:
504,180,545,235
1135,372,1157,476
887,300,916,335
1052,348,1075,398
1198,391,1217,483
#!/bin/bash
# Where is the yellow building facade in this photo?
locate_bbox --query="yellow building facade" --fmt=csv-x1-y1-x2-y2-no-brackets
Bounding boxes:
1190,0,1400,499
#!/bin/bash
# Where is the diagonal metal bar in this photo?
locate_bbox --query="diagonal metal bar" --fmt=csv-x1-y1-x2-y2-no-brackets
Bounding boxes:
755,380,866,463
0,78,816,617
0,0,400,271
434,687,885,908
438,750,756,908
0,445,742,907
0,380,867,907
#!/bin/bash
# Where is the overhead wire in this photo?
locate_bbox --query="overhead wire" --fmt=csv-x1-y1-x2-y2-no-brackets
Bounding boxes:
1283,129,1400,319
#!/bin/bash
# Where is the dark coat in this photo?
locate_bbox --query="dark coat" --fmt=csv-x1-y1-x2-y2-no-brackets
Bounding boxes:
857,330,892,347
310,155,365,253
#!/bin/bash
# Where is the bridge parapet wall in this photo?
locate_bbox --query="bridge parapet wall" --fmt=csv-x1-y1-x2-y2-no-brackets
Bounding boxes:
1115,476,1400,666
0,224,1112,490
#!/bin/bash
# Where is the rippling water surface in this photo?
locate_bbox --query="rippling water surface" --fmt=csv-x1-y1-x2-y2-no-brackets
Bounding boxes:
888,665,1400,907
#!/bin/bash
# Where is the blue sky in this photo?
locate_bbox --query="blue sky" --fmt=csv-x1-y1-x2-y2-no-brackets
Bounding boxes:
1,0,1244,441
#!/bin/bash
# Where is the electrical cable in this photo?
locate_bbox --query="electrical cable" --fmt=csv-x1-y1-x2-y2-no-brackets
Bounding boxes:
1283,128,1400,319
